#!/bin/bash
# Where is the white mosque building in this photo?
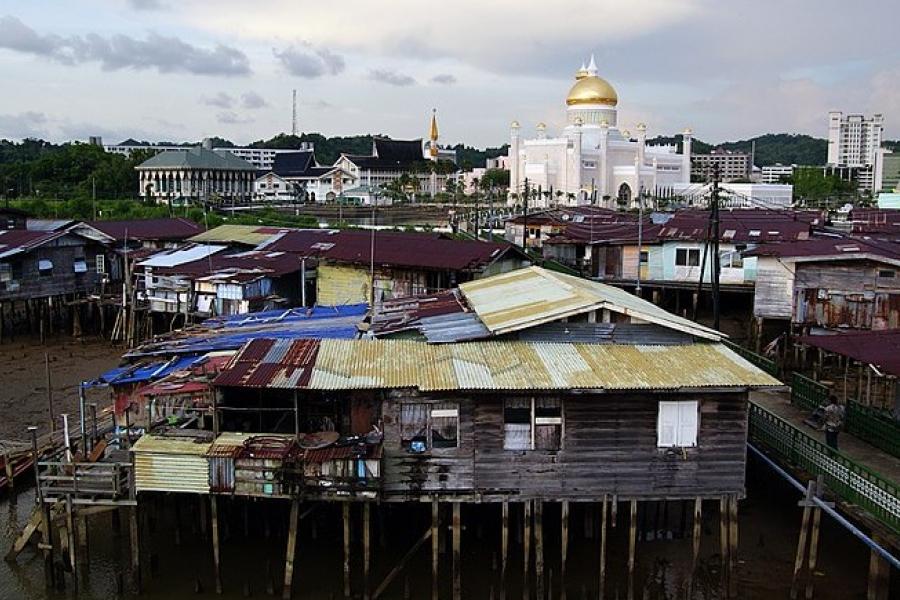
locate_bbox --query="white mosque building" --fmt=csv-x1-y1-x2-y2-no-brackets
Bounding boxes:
508,56,693,208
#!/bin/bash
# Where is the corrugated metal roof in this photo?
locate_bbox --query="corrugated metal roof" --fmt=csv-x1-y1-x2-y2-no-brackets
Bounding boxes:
459,266,723,340
131,434,213,456
188,225,299,247
138,244,228,268
216,337,781,391
214,338,320,388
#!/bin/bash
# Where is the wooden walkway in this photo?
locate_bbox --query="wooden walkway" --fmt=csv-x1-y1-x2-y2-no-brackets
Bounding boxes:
751,389,900,486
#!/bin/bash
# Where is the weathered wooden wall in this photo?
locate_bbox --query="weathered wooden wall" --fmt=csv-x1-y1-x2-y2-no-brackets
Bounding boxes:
794,260,900,330
380,391,748,502
0,235,107,301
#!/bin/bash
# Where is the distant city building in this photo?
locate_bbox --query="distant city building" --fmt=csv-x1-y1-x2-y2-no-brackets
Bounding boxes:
135,147,257,205
103,137,313,171
691,149,752,182
508,55,692,209
760,164,796,184
880,152,899,192
253,172,298,202
826,111,885,193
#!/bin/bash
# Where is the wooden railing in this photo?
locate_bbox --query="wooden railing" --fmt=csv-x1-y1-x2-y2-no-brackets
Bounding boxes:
749,402,900,535
38,461,133,502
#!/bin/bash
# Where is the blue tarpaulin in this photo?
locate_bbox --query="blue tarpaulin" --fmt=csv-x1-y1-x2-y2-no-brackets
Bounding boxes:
88,355,204,388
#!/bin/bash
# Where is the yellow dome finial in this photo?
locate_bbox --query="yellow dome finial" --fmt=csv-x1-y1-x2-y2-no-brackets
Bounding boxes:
429,108,439,158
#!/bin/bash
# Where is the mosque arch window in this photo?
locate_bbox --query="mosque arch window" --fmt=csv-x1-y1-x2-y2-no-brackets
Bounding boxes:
617,183,632,205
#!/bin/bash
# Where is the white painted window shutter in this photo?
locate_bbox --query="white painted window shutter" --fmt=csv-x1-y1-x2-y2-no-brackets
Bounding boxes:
657,402,678,447
678,401,699,447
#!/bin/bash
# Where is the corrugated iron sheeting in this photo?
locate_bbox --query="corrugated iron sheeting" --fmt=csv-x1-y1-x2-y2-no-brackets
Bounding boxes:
458,266,722,340
214,339,320,388
303,339,781,391
131,435,213,494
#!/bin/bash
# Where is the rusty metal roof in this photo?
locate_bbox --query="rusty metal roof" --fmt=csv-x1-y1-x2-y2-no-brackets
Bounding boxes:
131,433,214,456
458,266,723,340
213,338,320,388
215,337,780,391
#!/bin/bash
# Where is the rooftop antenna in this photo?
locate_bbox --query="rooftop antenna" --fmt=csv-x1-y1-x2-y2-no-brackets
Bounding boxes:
292,89,298,137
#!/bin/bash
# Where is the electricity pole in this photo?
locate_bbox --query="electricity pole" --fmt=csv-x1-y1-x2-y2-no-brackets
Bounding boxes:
522,178,530,251
711,163,721,331
636,189,644,294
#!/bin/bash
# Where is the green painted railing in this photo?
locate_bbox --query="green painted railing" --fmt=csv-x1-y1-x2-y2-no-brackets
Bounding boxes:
723,340,780,377
749,402,900,535
790,372,828,412
846,401,900,460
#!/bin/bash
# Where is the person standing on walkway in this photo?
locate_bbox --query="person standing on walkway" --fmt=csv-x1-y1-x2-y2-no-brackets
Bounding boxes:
822,395,845,451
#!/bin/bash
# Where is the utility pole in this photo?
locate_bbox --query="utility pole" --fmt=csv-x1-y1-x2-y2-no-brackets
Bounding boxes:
522,178,530,252
92,176,97,220
711,163,721,331
474,189,480,241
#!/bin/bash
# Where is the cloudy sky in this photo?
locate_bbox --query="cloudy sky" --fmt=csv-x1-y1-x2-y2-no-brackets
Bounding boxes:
0,0,898,148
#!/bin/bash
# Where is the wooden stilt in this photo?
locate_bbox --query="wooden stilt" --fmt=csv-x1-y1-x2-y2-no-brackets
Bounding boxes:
211,496,223,594
524,500,532,600
432,499,440,600
611,495,618,528
364,502,371,600
282,499,299,600
689,497,702,596
343,503,352,599
76,513,89,564
627,499,637,600
790,485,813,600
803,506,822,600
599,495,608,600
728,496,739,599
65,496,76,573
561,500,569,600
130,505,141,593
372,527,432,600
535,500,544,600
501,501,508,600
867,535,890,600
719,496,729,596
452,503,461,600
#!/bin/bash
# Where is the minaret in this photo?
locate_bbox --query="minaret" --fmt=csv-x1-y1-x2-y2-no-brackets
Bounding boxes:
429,108,439,198
572,117,583,203
509,120,521,205
636,123,647,194
682,128,693,184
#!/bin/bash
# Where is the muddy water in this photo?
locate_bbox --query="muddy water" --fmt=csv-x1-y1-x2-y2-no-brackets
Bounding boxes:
0,455,878,600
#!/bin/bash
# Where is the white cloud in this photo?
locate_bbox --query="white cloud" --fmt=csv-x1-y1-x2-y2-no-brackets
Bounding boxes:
203,92,235,109
369,69,415,86
274,43,345,78
241,91,268,109
431,73,456,85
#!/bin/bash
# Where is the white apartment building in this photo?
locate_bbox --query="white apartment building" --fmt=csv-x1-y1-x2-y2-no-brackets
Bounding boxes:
827,112,885,193
760,164,795,184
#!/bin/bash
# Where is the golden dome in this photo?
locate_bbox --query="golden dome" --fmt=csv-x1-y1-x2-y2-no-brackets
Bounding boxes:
566,75,618,107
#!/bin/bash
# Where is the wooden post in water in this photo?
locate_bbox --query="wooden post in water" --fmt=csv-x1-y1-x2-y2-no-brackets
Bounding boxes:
599,495,608,600
627,500,637,600
45,353,55,432
790,482,814,600
560,500,569,600
867,534,891,600
719,496,729,595
500,500,508,600
130,505,141,592
282,499,299,600
432,500,440,600
523,500,532,600
534,500,544,600
452,503,461,600
343,502,352,599
728,495,739,598
804,502,821,600
211,496,223,594
364,502,371,600
3,452,13,491
689,497,702,595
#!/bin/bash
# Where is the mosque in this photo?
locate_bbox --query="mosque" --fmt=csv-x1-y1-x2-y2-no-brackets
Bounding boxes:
508,56,693,208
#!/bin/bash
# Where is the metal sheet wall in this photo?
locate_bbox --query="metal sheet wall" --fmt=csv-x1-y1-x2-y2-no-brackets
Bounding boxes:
134,453,211,494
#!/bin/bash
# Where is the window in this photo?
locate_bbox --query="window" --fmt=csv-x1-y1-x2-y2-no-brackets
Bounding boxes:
878,270,895,278
73,259,87,273
95,254,106,274
657,401,699,448
675,248,700,267
0,263,11,282
400,402,459,451
504,397,562,451
639,251,649,265
38,259,53,277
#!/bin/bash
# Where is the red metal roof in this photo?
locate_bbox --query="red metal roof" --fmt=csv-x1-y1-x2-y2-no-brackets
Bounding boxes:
145,250,305,280
746,236,900,261
265,229,517,271
0,229,68,257
798,330,900,377
370,289,468,336
86,218,203,242
214,338,320,388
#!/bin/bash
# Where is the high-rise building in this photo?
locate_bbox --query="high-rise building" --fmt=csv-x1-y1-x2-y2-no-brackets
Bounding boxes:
826,111,885,193
691,148,752,182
